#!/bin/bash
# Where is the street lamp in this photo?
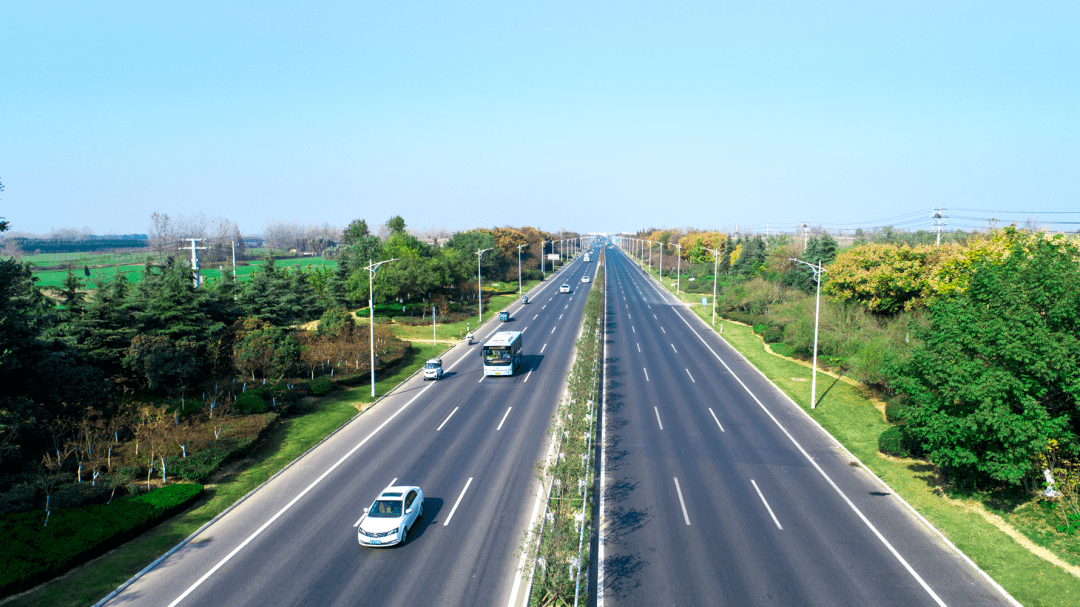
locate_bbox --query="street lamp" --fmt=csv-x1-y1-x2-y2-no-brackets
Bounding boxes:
705,247,720,326
477,248,493,324
646,240,653,272
365,258,398,398
790,258,827,409
517,243,528,296
541,240,551,277
671,243,682,295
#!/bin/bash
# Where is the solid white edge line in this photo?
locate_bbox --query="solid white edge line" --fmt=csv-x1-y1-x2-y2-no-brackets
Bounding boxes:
654,406,663,430
708,408,725,432
674,477,691,526
751,479,783,530
685,368,695,383
437,407,459,431
167,383,435,607
497,406,513,430
443,477,473,527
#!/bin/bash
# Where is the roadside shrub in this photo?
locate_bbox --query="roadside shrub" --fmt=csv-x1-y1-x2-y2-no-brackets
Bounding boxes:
885,396,911,425
167,437,243,484
0,483,203,597
235,392,267,414
372,315,392,324
763,325,784,344
878,426,911,457
310,376,332,396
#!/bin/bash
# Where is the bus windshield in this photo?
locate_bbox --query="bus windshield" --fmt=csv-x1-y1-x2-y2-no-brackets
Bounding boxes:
483,346,512,365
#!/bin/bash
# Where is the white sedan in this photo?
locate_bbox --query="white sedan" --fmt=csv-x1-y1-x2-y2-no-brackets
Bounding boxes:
357,485,424,547
581,275,590,283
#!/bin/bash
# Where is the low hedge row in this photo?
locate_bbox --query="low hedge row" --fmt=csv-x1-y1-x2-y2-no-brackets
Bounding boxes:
0,483,203,597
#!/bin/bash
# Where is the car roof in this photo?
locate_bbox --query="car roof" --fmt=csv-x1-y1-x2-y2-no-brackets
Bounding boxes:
425,358,441,364
380,485,421,498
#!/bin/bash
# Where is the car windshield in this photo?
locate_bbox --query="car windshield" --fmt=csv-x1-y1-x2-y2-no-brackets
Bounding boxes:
369,499,403,518
425,362,439,369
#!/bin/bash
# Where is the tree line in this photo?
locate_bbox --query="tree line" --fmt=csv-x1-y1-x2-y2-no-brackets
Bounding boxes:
0,213,566,515
629,226,1080,493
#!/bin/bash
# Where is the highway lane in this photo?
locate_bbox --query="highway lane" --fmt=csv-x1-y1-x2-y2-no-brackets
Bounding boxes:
102,254,599,607
598,245,1015,606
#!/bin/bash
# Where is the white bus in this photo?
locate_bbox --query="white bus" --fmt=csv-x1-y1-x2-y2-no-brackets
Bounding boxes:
482,331,524,376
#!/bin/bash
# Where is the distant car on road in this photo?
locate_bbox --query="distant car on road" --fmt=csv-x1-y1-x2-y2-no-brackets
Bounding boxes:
581,275,590,283
423,358,443,381
560,284,570,293
357,486,424,547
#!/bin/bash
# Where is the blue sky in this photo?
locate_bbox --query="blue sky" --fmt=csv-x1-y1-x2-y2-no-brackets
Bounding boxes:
2,1,1077,237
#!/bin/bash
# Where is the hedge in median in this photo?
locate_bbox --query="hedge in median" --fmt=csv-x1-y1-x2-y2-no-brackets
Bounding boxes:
0,483,204,597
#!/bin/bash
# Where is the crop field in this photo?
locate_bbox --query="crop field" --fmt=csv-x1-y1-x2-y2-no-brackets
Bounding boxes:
31,253,337,290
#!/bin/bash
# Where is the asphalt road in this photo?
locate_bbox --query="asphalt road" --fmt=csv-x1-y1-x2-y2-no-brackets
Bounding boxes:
596,244,1017,607
101,253,599,607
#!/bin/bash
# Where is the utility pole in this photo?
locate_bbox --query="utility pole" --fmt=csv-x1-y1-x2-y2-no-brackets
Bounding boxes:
932,207,948,245
802,223,809,251
231,239,237,279
179,239,209,288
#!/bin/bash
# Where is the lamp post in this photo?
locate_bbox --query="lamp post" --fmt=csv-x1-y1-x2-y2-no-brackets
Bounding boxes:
517,243,528,296
671,243,681,294
541,240,551,277
477,248,493,324
790,258,827,409
705,247,720,326
365,258,397,398
646,240,653,272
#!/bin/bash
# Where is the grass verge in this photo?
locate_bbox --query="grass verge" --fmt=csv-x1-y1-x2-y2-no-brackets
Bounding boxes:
2,343,446,607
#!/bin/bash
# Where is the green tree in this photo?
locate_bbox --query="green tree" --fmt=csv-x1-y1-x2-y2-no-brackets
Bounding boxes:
386,215,407,234
890,234,1080,487
123,335,202,397
232,318,300,380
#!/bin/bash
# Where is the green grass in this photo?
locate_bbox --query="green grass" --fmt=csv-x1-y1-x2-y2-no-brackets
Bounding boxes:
636,257,1080,607
384,279,544,343
4,343,445,607
31,256,337,290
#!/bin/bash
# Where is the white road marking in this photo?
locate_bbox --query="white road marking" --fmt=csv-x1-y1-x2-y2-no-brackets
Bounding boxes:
654,406,663,430
660,326,666,334
497,407,513,430
636,343,640,352
167,380,436,607
708,408,725,432
533,314,538,320
752,479,783,530
685,369,695,383
674,477,691,525
551,326,557,334
542,305,547,310
667,306,949,607
671,344,678,353
653,314,657,320
524,369,534,383
437,407,459,431
559,313,563,319
632,326,636,333
628,313,632,319
444,477,473,526
643,367,649,381
478,374,486,383
540,343,548,354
